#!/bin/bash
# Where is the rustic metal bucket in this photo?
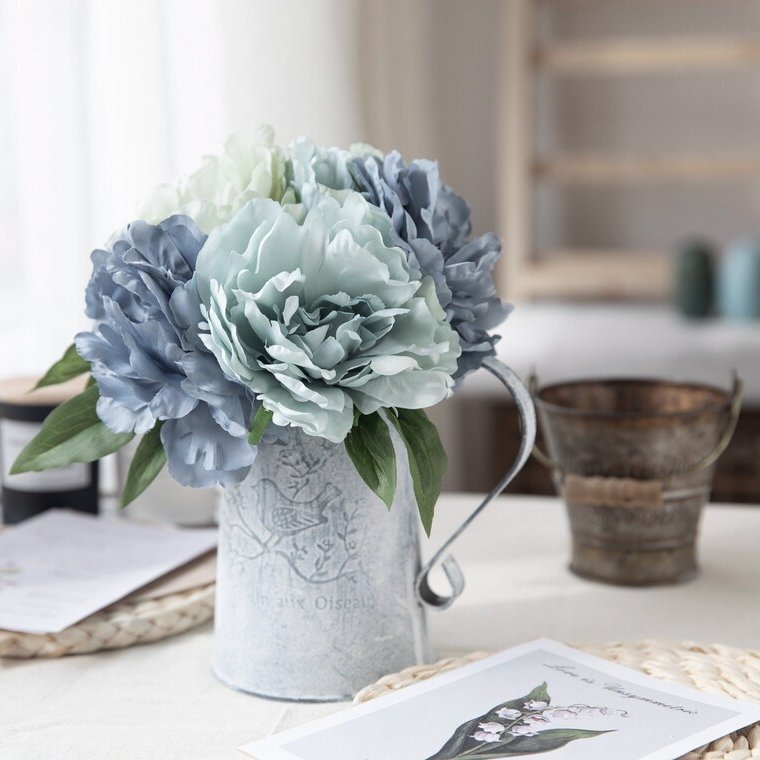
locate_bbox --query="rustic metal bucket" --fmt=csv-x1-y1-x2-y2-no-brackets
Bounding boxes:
533,376,742,586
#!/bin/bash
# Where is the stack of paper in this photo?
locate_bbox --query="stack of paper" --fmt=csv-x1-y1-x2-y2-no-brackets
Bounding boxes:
0,509,216,634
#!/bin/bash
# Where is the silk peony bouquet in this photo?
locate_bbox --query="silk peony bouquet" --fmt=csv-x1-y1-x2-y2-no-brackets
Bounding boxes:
12,126,509,532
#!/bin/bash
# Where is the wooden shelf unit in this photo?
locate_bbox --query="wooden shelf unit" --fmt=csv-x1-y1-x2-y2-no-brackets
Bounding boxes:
500,0,760,301
535,36,760,75
518,251,671,300
534,152,760,185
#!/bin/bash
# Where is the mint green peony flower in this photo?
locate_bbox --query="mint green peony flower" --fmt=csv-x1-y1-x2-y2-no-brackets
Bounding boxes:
190,192,460,442
287,137,380,197
138,125,288,233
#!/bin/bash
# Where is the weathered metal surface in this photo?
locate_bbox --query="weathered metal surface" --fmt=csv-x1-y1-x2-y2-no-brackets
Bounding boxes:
213,359,537,700
535,378,738,586
213,426,431,702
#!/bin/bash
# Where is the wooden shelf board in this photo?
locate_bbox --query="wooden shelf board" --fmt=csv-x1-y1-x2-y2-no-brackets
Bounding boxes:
515,251,671,300
535,36,760,75
534,152,760,184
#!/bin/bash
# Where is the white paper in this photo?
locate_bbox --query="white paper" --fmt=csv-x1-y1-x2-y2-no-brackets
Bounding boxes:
242,639,760,760
0,509,216,633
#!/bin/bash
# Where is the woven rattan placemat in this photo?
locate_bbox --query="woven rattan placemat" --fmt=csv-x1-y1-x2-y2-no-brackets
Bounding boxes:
355,641,760,760
0,552,216,658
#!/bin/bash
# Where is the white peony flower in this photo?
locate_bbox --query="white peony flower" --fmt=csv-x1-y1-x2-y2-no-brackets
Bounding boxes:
138,125,288,233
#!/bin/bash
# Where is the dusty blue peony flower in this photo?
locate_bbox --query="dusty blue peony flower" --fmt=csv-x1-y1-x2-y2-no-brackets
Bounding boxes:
190,193,461,443
349,151,511,380
75,215,257,488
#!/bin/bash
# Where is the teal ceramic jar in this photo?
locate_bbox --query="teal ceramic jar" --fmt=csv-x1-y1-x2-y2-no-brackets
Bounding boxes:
718,239,760,321
674,239,714,319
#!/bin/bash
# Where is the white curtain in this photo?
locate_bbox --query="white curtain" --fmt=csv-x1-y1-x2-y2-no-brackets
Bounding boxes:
0,0,227,375
0,0,363,377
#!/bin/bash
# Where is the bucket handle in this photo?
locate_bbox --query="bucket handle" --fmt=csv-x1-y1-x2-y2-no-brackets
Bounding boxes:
529,373,744,483
415,357,537,610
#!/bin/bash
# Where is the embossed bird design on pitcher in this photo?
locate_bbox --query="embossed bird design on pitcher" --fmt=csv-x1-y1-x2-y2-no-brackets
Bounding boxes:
260,480,339,538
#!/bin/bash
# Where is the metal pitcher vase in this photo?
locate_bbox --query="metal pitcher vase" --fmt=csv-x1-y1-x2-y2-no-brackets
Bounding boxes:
212,358,536,701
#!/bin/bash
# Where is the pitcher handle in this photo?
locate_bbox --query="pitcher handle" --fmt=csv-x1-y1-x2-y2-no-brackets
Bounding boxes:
415,357,537,610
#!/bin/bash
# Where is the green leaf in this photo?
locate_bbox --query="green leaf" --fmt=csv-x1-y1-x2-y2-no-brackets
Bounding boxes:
34,344,90,390
10,385,134,474
387,408,447,536
121,423,166,508
248,406,274,445
345,412,397,509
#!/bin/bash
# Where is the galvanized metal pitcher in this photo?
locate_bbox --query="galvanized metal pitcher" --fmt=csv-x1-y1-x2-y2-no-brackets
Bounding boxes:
212,358,535,701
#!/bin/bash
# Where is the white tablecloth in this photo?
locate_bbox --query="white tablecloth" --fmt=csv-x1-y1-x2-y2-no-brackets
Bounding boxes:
3,494,760,760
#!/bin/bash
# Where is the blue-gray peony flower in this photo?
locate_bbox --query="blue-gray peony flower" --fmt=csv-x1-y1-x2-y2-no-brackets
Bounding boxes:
349,151,511,380
75,215,257,488
189,193,461,443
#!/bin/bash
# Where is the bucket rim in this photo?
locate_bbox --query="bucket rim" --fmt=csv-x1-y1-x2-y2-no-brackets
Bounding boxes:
534,377,733,420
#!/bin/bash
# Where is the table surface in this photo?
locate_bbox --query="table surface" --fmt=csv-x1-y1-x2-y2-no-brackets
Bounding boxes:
461,303,760,402
3,494,760,760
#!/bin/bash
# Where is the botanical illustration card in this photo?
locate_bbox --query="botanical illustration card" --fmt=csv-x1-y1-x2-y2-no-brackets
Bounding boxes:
241,639,760,760
0,509,216,633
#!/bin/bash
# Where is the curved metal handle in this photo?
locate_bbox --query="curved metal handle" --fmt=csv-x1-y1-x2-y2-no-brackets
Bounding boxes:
526,372,558,472
676,373,743,479
415,358,537,610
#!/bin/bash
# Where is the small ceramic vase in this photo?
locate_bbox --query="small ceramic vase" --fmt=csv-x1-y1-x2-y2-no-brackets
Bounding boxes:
717,239,760,321
674,239,714,319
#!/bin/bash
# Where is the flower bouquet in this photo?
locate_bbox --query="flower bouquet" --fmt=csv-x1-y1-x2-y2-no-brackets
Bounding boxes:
12,126,528,700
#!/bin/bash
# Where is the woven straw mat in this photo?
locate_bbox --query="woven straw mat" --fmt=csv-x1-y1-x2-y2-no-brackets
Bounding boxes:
0,547,215,658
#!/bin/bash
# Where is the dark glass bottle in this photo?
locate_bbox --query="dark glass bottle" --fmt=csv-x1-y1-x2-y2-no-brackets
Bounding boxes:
0,378,99,524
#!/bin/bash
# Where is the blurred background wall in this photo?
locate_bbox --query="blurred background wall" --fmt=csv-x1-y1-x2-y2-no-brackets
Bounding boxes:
6,0,760,367
3,0,760,508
